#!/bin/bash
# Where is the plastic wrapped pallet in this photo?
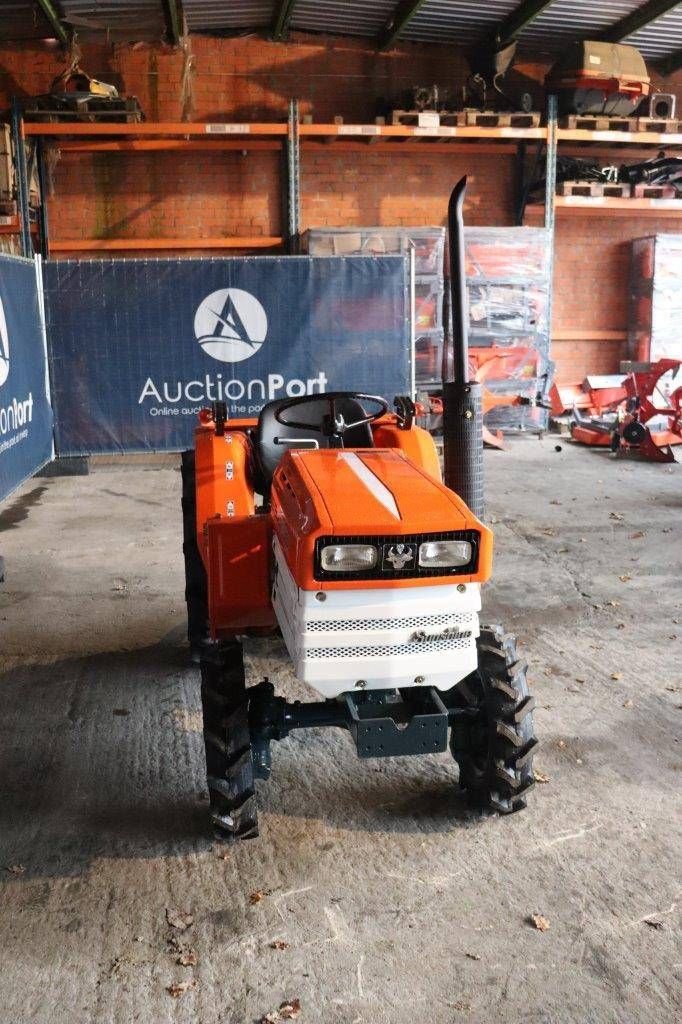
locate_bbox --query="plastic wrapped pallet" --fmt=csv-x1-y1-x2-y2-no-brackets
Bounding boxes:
303,226,446,387
449,227,553,432
303,227,444,276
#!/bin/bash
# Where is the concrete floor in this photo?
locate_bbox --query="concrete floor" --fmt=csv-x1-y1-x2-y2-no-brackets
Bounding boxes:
0,440,680,1024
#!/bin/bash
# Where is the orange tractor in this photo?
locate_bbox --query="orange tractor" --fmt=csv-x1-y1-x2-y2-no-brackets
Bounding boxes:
182,179,537,841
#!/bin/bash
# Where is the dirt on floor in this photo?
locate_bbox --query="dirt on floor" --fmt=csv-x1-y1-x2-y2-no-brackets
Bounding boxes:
0,439,680,1024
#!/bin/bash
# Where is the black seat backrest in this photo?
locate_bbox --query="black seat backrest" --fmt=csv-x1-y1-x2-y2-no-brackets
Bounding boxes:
255,396,373,491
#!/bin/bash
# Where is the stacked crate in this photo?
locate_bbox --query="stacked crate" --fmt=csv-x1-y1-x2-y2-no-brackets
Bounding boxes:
302,226,446,388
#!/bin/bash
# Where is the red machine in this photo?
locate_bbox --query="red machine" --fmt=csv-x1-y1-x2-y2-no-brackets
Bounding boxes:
570,358,682,463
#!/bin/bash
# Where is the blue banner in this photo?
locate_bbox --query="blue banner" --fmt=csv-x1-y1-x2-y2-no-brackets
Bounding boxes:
0,255,53,502
43,256,410,455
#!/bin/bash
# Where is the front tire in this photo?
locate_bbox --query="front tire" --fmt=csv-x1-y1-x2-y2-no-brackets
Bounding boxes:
181,450,209,661
200,642,259,842
450,625,537,814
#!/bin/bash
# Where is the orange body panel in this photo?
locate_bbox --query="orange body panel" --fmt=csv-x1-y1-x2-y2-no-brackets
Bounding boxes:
206,515,276,635
193,411,492,634
371,422,442,481
271,448,493,591
194,424,255,562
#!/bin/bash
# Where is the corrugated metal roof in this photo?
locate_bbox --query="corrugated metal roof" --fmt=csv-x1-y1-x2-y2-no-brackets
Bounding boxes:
401,1,520,45
184,0,274,32
59,0,165,41
290,0,395,39
518,0,644,52
624,4,682,59
0,0,680,61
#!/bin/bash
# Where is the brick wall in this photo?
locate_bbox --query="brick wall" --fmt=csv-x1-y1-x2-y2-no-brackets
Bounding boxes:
1,31,680,383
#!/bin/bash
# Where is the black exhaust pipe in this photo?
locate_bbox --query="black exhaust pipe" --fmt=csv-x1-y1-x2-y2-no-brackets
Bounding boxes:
442,176,484,519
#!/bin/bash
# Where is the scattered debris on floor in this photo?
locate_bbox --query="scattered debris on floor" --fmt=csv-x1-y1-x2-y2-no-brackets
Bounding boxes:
269,940,289,950
261,998,302,1022
176,949,198,966
166,979,196,998
165,908,194,931
529,914,551,932
250,889,271,904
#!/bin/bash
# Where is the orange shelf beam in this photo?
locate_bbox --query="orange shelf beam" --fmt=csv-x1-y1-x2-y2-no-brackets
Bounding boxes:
299,123,546,141
57,139,283,152
50,236,283,252
558,127,682,146
24,120,546,143
23,121,288,137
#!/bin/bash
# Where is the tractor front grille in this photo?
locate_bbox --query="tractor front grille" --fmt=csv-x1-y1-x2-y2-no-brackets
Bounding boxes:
306,631,474,660
305,610,472,633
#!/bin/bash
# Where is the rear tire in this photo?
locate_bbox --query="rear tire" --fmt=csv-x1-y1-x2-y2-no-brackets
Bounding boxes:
181,450,209,660
450,625,537,814
200,642,259,842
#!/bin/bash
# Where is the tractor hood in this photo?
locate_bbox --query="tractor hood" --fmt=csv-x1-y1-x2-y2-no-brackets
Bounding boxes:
270,448,493,590
293,448,475,534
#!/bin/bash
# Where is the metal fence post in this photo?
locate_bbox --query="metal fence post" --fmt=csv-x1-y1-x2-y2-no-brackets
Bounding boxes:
286,98,301,253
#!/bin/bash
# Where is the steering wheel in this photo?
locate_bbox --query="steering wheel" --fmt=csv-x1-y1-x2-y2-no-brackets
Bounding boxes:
274,392,388,438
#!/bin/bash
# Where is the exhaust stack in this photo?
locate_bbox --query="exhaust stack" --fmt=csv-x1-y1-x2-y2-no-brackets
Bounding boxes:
442,176,484,519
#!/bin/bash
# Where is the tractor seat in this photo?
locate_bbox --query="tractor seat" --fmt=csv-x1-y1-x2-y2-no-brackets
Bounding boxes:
254,395,374,491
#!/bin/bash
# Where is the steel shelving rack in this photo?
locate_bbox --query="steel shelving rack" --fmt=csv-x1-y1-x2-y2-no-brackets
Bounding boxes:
10,98,557,258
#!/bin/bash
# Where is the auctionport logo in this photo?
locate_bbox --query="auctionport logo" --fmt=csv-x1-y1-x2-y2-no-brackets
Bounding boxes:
194,288,267,364
0,294,9,388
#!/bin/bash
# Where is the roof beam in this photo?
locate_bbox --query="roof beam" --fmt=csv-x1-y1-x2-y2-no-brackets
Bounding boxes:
378,0,429,51
600,0,680,43
494,1,555,47
34,0,70,46
161,0,183,46
272,0,298,41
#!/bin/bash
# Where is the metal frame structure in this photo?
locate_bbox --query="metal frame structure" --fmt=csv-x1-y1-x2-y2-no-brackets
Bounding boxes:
34,0,70,47
286,98,301,252
272,0,298,42
494,0,556,48
378,1,429,50
10,99,32,258
160,0,183,46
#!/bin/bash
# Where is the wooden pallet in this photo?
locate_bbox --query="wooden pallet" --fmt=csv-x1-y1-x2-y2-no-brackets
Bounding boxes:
560,114,638,132
558,181,636,198
557,180,605,197
391,109,461,127
560,113,682,134
632,183,677,199
464,109,541,128
602,183,631,198
636,116,681,134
